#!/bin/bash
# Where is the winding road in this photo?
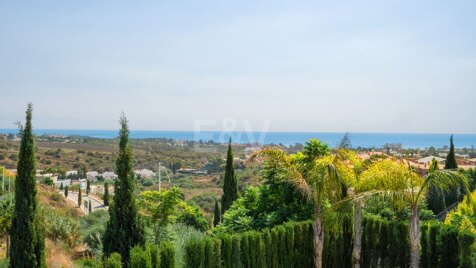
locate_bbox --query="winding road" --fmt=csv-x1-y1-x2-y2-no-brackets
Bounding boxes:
61,191,107,214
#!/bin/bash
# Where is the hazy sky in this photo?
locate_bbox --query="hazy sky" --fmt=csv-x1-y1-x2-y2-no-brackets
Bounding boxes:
1,1,475,132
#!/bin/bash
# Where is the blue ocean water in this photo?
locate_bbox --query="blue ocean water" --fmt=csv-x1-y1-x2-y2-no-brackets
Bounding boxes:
0,129,475,149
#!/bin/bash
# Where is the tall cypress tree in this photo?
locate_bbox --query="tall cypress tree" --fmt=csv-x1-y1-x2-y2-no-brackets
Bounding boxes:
444,135,461,205
103,114,144,264
213,198,221,226
78,187,82,207
103,182,109,206
86,179,90,195
445,135,458,169
64,185,69,198
221,139,238,215
10,103,45,268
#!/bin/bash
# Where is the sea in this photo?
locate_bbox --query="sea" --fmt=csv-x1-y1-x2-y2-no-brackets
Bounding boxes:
0,129,475,149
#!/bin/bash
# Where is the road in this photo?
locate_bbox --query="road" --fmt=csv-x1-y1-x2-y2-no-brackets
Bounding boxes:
62,191,107,214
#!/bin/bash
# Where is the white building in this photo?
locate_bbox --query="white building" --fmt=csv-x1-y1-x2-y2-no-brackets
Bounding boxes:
87,171,99,182
102,171,118,180
134,169,156,179
55,179,71,188
417,156,445,165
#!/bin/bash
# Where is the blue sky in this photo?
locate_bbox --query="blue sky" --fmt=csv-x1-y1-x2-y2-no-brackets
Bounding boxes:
1,1,475,132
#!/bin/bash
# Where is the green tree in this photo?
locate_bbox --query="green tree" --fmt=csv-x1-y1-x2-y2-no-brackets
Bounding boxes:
445,135,461,205
89,199,92,213
251,139,349,268
103,114,145,264
10,103,46,268
213,198,220,227
64,186,69,198
60,182,63,190
343,159,469,268
104,182,109,206
445,135,458,169
86,179,91,195
221,139,238,214
0,193,14,258
78,187,82,208
427,159,446,213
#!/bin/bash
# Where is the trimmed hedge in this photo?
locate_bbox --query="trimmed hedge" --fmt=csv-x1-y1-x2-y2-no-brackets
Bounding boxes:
184,217,476,268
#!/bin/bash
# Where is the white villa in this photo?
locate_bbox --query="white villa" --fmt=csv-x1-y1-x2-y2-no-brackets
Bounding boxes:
417,156,445,165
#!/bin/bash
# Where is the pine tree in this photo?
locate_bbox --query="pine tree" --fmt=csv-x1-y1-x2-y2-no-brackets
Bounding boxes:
103,114,145,264
445,135,461,205
64,185,69,198
78,187,82,207
86,179,90,195
104,182,109,206
10,103,45,268
213,198,221,226
221,139,238,215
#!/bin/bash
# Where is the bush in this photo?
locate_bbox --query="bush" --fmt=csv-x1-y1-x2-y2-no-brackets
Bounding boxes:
147,243,161,268
104,253,122,268
160,242,175,268
50,192,64,202
75,258,102,268
130,246,152,268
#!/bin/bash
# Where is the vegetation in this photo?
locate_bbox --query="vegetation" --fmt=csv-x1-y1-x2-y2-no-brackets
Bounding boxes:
1,109,475,268
221,139,238,215
103,114,145,264
9,104,46,268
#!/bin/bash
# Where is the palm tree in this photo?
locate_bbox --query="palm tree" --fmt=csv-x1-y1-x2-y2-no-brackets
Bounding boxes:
251,139,352,268
339,159,469,268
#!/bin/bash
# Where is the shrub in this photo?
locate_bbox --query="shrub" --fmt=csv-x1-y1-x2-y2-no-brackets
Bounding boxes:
130,246,152,268
104,253,122,268
185,238,205,268
147,243,161,268
160,242,175,268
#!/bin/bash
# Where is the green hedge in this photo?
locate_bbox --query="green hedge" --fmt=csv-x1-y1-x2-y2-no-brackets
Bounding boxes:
184,217,476,268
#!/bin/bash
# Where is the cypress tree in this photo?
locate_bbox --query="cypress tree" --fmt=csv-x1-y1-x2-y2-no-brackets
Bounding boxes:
89,199,92,213
64,185,69,198
60,182,63,190
104,182,109,206
78,186,82,207
10,103,46,268
221,139,238,214
445,135,458,169
103,114,145,264
86,179,91,195
213,198,220,226
445,135,461,205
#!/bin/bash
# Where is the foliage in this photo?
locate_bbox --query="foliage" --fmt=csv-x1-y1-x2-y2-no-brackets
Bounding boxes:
159,242,175,268
80,210,110,257
176,205,209,232
40,205,80,248
41,177,54,186
103,114,145,264
10,103,46,268
139,187,209,243
104,253,122,268
130,245,152,268
222,139,238,215
213,199,220,227
0,193,14,238
103,182,109,206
